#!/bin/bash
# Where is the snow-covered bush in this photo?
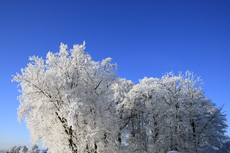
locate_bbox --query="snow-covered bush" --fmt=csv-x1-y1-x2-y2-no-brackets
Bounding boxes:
8,146,16,153
19,146,28,153
27,144,38,153
14,146,21,153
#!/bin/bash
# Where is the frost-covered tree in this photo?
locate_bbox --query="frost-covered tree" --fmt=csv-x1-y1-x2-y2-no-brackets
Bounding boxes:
218,141,230,153
13,42,133,153
124,71,229,153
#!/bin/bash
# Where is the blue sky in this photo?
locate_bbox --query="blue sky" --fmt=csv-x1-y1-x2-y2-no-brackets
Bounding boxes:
0,0,230,150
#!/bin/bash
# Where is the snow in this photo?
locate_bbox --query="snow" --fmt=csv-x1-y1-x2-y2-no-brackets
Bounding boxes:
168,151,181,153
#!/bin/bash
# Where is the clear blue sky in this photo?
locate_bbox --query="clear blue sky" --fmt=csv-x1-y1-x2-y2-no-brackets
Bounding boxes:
0,0,229,150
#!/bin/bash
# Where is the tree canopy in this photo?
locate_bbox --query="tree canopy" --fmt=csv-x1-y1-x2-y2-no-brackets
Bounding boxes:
13,42,229,153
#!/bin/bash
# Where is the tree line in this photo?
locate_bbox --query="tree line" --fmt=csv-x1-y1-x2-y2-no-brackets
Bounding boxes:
13,42,229,153
7,144,46,153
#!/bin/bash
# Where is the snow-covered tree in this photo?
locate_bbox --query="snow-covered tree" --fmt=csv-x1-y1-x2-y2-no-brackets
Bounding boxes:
123,71,229,153
13,42,133,153
218,141,230,153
